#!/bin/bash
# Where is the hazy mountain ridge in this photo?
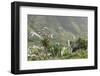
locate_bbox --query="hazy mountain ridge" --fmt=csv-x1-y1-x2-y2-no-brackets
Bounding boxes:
28,15,88,46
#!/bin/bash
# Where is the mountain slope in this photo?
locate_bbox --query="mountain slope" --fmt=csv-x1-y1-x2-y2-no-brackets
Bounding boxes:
28,15,88,46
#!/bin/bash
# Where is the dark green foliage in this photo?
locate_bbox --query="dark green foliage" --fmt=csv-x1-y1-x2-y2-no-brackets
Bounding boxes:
70,37,87,52
41,38,50,48
76,37,87,50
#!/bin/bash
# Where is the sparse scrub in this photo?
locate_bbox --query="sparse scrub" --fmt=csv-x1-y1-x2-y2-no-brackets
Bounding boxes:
28,36,88,61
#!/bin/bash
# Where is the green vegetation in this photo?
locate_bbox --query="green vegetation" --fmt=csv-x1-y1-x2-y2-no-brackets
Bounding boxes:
28,27,88,61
